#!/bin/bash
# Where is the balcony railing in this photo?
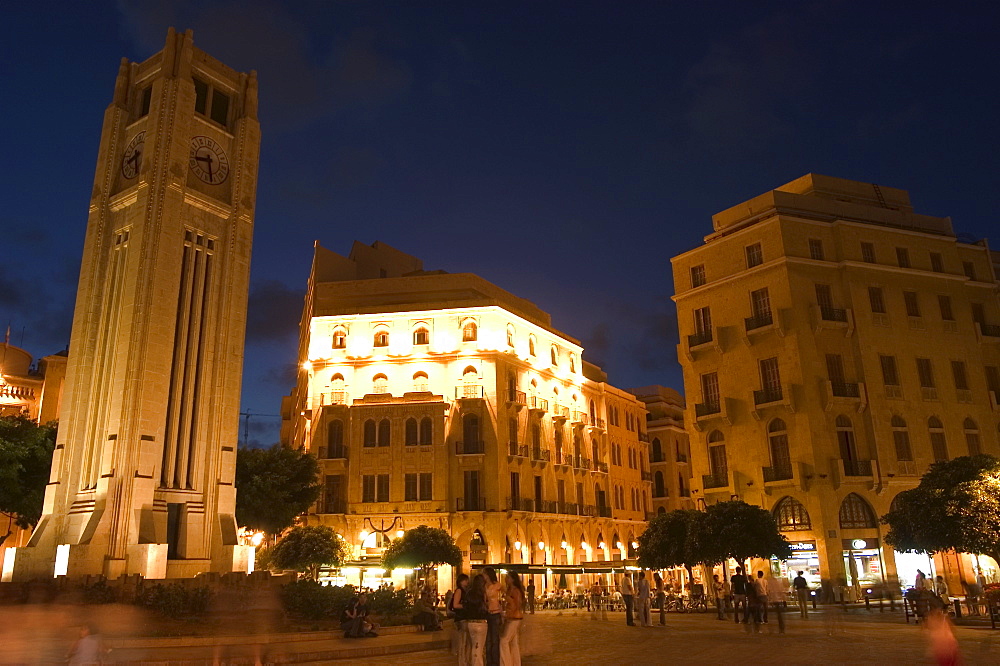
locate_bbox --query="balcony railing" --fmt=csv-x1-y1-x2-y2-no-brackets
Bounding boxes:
507,389,527,405
651,451,664,463
324,499,347,514
842,459,873,477
597,505,612,518
695,401,721,417
688,330,714,347
572,411,589,425
763,465,793,482
754,387,783,405
641,471,653,482
581,504,597,517
820,306,848,322
702,472,728,489
921,386,939,401
507,497,535,512
456,440,485,455
830,382,860,398
456,497,486,511
529,396,549,412
638,431,650,443
554,450,570,465
531,446,550,462
0,385,35,400
537,500,558,514
572,455,591,470
317,390,349,407
456,384,484,399
558,502,581,515
324,444,348,460
594,461,609,473
744,312,774,331
896,460,917,476
508,442,528,457
592,417,606,429
675,452,688,464
981,323,1000,338
553,404,570,419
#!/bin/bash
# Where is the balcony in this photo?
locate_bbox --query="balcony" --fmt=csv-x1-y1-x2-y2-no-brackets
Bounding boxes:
956,389,974,404
554,450,570,466
991,390,1000,411
688,329,714,347
552,404,570,420
840,458,874,478
943,320,958,333
638,431,650,443
884,384,903,400
597,505,612,518
507,389,527,407
675,452,688,464
529,396,549,413
531,446,551,463
751,386,794,420
920,386,939,401
316,390,349,408
754,386,783,405
558,502,581,515
0,384,35,400
641,471,653,482
594,461,609,473
456,440,485,455
977,322,1000,342
456,497,486,511
871,312,890,327
508,442,528,457
685,328,720,360
581,504,597,517
820,306,848,322
571,455,591,470
537,500,558,514
323,444,348,460
572,411,589,426
695,401,720,417
824,381,867,413
895,460,917,477
693,398,731,431
456,384,484,400
702,472,729,490
507,497,535,512
762,465,793,483
589,417,606,431
745,312,774,332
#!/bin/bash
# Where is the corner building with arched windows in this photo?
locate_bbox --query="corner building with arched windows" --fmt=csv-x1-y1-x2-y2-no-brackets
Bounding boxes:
281,241,652,586
672,174,1000,593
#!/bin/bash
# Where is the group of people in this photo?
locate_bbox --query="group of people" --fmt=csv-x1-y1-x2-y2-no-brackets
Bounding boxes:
725,566,801,632
449,566,525,666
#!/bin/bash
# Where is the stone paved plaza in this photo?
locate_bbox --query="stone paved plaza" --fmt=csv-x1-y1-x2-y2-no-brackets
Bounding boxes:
363,608,1000,665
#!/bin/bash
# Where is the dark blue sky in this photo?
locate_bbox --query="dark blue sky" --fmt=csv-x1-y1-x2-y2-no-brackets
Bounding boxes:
3,2,999,446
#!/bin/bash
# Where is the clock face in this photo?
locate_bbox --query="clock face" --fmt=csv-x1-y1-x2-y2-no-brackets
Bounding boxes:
121,131,145,179
189,136,230,185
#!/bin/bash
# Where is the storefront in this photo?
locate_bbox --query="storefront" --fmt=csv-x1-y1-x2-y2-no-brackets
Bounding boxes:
842,538,884,589
774,540,821,587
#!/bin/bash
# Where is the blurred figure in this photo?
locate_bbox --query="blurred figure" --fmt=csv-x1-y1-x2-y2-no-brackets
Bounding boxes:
766,572,785,634
731,566,750,624
464,574,490,666
793,571,809,619
67,624,105,665
525,579,535,614
925,608,962,665
620,574,635,626
935,576,951,607
712,574,726,620
499,571,524,666
636,571,651,627
654,572,667,626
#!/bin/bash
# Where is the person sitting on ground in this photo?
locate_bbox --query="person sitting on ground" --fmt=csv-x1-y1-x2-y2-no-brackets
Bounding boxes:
413,587,443,631
341,593,378,638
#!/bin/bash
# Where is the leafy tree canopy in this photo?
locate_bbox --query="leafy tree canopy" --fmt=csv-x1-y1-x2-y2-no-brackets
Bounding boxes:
0,415,57,534
235,444,321,537
637,509,708,570
701,500,791,565
270,525,350,579
883,454,1000,565
382,525,462,570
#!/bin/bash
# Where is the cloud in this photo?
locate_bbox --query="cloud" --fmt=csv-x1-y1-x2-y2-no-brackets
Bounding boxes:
245,280,301,343
329,28,412,106
0,265,30,309
581,322,611,367
261,362,297,388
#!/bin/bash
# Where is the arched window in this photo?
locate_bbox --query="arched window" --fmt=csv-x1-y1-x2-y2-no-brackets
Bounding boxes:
377,418,391,447
835,414,858,462
528,335,536,356
964,417,981,455
373,373,388,394
332,327,347,349
768,418,791,476
928,416,948,461
419,417,433,445
413,327,429,346
330,373,346,403
462,320,478,342
363,419,376,447
839,492,877,529
327,419,344,458
550,346,558,366
373,329,389,347
412,371,429,392
405,417,418,446
891,415,913,461
657,506,666,515
654,471,665,497
773,496,811,531
506,324,515,347
464,413,481,448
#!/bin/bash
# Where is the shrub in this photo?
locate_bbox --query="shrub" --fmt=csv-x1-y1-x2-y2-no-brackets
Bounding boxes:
136,583,213,618
280,580,356,621
368,586,411,618
80,579,118,604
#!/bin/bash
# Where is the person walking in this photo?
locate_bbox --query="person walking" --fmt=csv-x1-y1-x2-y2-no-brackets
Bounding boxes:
636,571,651,627
525,579,535,615
464,575,490,666
500,572,524,666
484,567,503,666
620,574,636,626
753,571,769,624
712,574,727,620
793,571,809,619
654,572,666,626
731,566,749,624
766,572,785,634
450,574,470,664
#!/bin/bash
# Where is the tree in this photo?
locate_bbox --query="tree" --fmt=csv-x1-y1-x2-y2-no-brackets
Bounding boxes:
636,509,709,574
701,500,791,570
0,416,57,542
235,444,322,537
883,454,1000,565
269,525,350,580
381,525,463,571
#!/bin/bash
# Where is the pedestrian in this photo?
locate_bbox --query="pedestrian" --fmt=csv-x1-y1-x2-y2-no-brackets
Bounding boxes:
935,576,951,606
712,574,727,620
465,574,490,666
766,571,785,634
67,624,105,665
450,574,470,664
753,571,769,624
731,566,749,624
620,574,636,626
483,567,503,666
500,572,524,666
793,571,810,619
525,579,535,614
637,571,651,627
654,572,666,626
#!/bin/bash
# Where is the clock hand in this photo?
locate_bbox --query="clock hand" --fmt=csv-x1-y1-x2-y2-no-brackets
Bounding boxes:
195,154,212,163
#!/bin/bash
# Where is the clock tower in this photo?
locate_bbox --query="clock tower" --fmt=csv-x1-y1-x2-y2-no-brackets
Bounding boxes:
4,29,259,580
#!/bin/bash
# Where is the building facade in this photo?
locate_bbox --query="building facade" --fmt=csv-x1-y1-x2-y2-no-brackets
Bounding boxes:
282,241,653,587
5,29,259,581
672,174,1000,591
630,386,693,514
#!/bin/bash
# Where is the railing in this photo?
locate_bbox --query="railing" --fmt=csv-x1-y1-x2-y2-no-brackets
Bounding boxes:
921,386,938,401
0,385,35,400
529,396,549,412
820,306,848,322
507,389,527,404
456,497,486,511
508,442,528,457
885,384,903,399
897,460,917,476
572,411,589,425
324,499,347,514
638,432,650,443
558,502,581,515
597,505,612,518
456,440,485,455
317,391,348,406
456,384,484,399
744,312,774,331
675,452,688,463
842,459,873,477
702,472,728,489
981,323,1000,338
688,330,713,347
651,451,664,463
652,489,667,499
695,402,721,417
553,404,570,419
581,504,597,517
594,461,609,473
763,465,793,482
325,444,348,460
830,382,860,398
592,417,606,429
554,450,569,465
531,446,551,462
641,471,653,481
754,387,783,405
507,497,535,512
572,455,591,470
537,500,558,514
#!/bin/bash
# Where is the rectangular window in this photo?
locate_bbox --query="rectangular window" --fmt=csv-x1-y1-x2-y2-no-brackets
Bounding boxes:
815,284,833,309
868,287,886,314
576,482,585,507
745,243,763,268
896,247,910,268
750,287,772,318
986,366,1000,394
419,473,433,501
938,295,954,321
893,431,913,462
465,470,481,507
964,261,977,281
903,291,921,318
709,444,728,479
951,360,969,391
324,475,344,513
193,77,209,115
557,479,566,506
759,357,781,392
404,473,418,501
700,372,720,408
140,86,152,117
533,475,543,505
210,89,230,126
510,472,520,503
930,252,944,273
362,475,376,503
972,303,986,326
808,239,825,261
879,355,899,386
376,474,389,502
916,358,935,388
693,306,712,335
825,354,846,384
861,242,876,263
509,417,518,445
690,264,706,288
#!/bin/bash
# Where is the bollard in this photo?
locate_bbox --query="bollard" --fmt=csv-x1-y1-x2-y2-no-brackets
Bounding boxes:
865,596,870,611
811,592,817,610
954,599,962,619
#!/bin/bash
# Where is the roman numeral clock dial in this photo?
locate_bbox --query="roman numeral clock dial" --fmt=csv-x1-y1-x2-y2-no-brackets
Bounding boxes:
189,135,230,185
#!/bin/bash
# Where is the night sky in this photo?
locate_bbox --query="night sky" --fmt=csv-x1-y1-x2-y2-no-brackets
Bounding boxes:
3,2,998,446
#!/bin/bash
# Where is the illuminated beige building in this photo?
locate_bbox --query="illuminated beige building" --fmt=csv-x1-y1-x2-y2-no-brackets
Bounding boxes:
630,386,693,513
5,29,258,581
282,241,652,586
672,174,1000,591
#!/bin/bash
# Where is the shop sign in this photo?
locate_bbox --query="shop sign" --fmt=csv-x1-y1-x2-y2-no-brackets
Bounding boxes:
788,540,817,553
841,538,879,549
